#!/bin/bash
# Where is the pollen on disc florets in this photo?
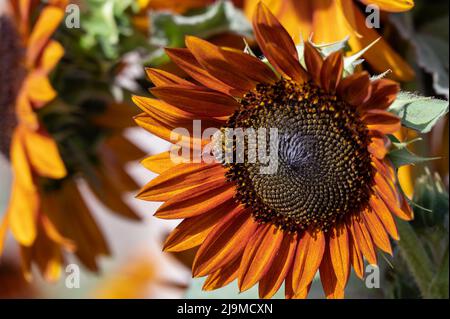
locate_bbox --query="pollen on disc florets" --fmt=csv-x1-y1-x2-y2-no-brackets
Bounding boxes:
222,78,375,232
0,16,24,157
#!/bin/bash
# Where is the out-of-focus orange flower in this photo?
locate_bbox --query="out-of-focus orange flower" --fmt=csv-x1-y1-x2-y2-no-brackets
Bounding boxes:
0,0,144,282
243,0,415,81
0,0,68,281
93,254,188,299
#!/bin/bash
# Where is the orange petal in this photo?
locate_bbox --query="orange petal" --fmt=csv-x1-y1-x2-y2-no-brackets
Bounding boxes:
337,71,372,106
165,48,237,96
26,73,57,105
238,223,284,292
319,244,345,299
163,200,238,252
145,68,195,87
23,128,67,179
192,208,257,277
362,209,393,255
140,151,178,174
338,1,415,81
374,172,411,220
185,37,258,93
154,180,235,219
349,228,365,279
253,2,299,62
137,163,225,201
259,232,297,299
360,0,414,13
369,195,399,240
349,216,377,265
329,224,350,288
26,6,64,66
202,256,241,291
186,36,277,88
359,79,400,112
150,85,239,117
304,42,324,85
320,51,344,93
363,109,401,135
368,134,389,159
292,229,325,292
39,40,64,74
265,42,308,82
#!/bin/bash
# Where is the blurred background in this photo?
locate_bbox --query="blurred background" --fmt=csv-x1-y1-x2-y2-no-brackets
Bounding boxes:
0,0,448,299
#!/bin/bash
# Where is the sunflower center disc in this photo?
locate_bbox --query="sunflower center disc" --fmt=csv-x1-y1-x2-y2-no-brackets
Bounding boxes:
223,79,374,232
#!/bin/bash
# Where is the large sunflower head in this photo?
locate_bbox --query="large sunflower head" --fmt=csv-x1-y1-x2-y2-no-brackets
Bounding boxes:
135,2,413,298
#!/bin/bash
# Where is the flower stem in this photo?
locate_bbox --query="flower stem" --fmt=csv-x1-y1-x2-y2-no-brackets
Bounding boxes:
396,220,435,298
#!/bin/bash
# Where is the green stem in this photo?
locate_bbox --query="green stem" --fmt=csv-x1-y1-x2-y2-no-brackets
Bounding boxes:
396,220,435,298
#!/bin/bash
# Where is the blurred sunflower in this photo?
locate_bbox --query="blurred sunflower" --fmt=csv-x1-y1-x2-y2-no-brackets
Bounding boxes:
0,0,143,281
134,3,413,298
243,0,415,81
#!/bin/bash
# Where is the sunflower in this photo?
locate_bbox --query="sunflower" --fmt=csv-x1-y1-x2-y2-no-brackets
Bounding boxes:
0,0,143,281
134,3,414,298
243,0,415,82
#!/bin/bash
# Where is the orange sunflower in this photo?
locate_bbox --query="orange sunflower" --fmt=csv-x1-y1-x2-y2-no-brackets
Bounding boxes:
243,0,415,81
134,3,413,298
0,0,143,281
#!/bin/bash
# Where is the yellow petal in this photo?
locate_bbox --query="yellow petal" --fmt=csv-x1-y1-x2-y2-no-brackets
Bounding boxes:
39,40,64,74
26,6,64,67
360,0,414,12
26,73,57,105
23,128,67,179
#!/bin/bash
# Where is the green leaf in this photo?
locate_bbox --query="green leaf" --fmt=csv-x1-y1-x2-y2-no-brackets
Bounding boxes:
387,135,439,168
80,0,139,59
390,13,449,98
147,1,252,66
388,91,449,133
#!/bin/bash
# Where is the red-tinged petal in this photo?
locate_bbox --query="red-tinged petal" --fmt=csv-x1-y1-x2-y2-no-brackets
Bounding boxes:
359,79,400,112
192,208,258,277
329,224,350,288
185,36,256,92
319,245,345,299
150,85,239,117
165,48,239,96
292,229,325,292
264,42,308,82
238,223,284,292
154,180,235,219
252,2,299,62
163,200,238,252
320,51,344,93
202,257,241,291
363,110,401,134
259,232,297,299
349,216,377,265
363,209,393,255
369,195,400,240
145,68,195,87
304,42,323,85
337,72,372,106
